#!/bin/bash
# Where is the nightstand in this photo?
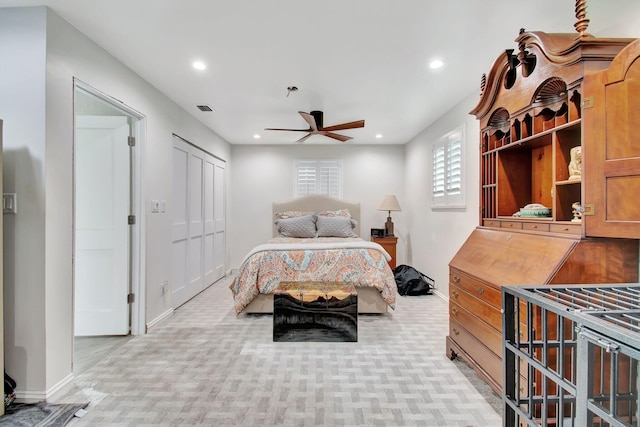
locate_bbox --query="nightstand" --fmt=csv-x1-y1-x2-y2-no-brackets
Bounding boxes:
371,236,398,269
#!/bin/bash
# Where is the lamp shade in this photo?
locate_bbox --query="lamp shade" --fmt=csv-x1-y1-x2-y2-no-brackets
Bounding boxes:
377,195,401,212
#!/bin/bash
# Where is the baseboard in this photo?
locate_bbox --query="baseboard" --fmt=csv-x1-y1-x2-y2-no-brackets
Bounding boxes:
146,308,174,330
14,372,74,403
433,289,448,302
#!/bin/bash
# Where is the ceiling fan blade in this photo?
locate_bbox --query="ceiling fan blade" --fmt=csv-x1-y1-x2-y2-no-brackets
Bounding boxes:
322,132,353,142
295,133,313,143
320,120,365,132
298,111,319,132
264,127,309,132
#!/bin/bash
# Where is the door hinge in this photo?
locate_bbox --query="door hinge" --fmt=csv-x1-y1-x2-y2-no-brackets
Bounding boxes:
128,215,136,225
582,96,594,109
127,293,135,304
128,136,136,147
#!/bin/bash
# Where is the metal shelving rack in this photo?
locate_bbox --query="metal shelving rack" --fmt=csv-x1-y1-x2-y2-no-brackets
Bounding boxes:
503,284,640,426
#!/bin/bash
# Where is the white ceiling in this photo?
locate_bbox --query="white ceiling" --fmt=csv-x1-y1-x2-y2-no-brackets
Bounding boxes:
1,0,639,145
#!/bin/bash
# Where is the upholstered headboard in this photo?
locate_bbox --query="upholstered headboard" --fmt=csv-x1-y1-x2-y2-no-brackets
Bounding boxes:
272,195,361,237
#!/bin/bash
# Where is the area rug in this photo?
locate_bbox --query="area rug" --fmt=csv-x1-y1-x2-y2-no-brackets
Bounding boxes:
0,402,88,427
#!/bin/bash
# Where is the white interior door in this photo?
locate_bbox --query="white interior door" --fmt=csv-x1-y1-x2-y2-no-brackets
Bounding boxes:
171,138,190,307
75,116,129,336
188,149,205,296
171,137,225,308
203,155,216,285
213,160,226,280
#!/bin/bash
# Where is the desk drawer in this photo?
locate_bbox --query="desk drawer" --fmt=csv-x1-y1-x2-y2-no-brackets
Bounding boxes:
522,222,550,232
449,285,502,331
483,219,501,228
500,220,523,230
450,269,501,310
449,301,502,356
549,223,581,235
449,319,502,385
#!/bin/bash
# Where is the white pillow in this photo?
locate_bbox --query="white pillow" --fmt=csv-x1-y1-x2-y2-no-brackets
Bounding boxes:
316,215,357,238
275,214,317,238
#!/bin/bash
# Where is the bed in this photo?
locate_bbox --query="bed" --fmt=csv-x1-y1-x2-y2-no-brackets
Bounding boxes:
230,195,397,314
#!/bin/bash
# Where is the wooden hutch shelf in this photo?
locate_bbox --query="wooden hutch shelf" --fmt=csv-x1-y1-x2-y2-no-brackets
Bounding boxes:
446,1,639,397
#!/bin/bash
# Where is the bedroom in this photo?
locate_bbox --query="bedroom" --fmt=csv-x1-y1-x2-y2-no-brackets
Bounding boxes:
0,0,640,423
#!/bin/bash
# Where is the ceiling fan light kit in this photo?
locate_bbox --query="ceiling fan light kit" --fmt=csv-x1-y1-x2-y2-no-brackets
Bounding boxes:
265,110,365,143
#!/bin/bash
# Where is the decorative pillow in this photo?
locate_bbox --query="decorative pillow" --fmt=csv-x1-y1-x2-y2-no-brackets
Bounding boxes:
275,214,317,238
317,209,351,218
275,210,308,219
316,215,357,238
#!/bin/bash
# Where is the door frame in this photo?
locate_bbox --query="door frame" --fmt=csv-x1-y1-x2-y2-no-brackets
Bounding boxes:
73,78,147,336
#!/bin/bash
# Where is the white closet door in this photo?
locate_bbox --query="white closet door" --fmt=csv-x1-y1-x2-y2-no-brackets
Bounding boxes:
172,137,225,308
213,160,226,280
188,148,205,297
171,138,191,307
203,154,216,285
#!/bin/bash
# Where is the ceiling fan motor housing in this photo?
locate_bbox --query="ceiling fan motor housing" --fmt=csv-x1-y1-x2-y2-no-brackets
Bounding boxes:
310,110,323,129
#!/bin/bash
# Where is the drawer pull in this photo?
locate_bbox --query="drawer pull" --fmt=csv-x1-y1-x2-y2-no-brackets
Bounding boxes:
452,290,459,298
477,287,484,295
452,328,460,336
452,275,460,283
531,225,538,229
452,307,459,316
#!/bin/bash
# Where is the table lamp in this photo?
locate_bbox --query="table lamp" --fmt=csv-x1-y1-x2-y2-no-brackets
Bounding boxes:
377,195,401,236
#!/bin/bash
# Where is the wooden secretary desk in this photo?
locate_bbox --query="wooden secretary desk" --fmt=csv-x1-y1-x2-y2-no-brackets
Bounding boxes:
446,4,640,395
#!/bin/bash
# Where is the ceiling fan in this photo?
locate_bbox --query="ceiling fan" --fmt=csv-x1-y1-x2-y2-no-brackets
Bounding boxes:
265,110,365,143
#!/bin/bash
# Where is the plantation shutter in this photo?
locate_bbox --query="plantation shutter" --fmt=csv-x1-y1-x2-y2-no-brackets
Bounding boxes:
432,145,445,198
447,137,462,196
294,160,343,198
432,125,465,207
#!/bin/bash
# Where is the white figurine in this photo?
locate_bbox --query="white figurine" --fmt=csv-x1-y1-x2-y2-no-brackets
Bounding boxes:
572,202,583,223
568,146,582,180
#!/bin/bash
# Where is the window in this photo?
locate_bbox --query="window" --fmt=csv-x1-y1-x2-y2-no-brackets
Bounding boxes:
432,125,465,208
294,160,343,198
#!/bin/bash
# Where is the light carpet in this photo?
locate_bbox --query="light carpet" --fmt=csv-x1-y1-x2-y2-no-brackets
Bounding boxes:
56,276,502,426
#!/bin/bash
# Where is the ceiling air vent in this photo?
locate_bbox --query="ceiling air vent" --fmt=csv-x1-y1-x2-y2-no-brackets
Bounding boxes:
196,105,214,112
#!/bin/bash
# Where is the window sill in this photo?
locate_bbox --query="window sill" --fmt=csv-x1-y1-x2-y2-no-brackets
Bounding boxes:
431,205,467,211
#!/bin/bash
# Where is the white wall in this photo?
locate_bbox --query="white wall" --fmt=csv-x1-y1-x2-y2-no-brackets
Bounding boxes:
1,7,231,399
404,93,480,299
229,144,405,268
0,6,48,400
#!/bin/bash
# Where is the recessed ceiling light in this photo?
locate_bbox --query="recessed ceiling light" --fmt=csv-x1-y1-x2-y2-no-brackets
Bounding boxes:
429,59,444,69
193,61,206,71
375,134,383,139
253,134,261,139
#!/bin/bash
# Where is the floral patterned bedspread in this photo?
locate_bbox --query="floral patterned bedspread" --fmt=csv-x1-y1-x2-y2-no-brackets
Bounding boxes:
230,237,397,313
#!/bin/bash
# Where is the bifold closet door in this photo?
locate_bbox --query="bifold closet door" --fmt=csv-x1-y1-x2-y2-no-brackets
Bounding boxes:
213,159,226,280
171,138,192,307
203,154,216,285
187,147,205,298
203,154,226,285
172,137,226,308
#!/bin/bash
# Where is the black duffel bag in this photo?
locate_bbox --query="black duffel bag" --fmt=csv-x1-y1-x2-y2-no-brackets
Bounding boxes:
392,264,434,296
